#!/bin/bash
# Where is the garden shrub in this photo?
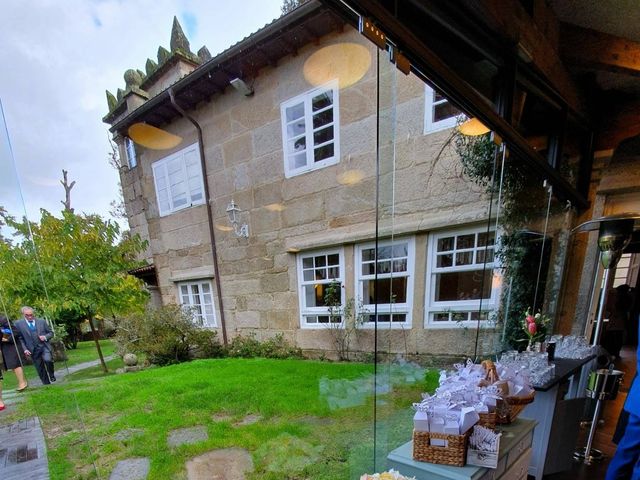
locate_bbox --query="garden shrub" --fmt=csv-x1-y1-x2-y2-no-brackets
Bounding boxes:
114,304,223,365
227,333,303,359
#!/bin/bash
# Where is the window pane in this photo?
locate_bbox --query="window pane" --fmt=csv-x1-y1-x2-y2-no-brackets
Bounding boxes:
288,136,306,154
362,277,407,304
305,315,318,324
312,91,332,111
302,257,313,269
378,261,391,274
201,283,210,293
327,254,339,266
437,254,453,268
362,262,375,276
452,311,468,322
328,266,340,279
286,103,304,122
456,234,474,249
313,125,333,145
478,231,495,247
312,109,333,129
378,246,392,259
437,237,454,252
455,251,473,266
392,259,407,273
313,143,334,162
433,101,459,122
391,314,406,323
303,270,315,281
314,255,326,267
434,269,493,301
290,152,307,170
304,284,325,307
470,311,489,321
362,248,375,261
287,120,305,137
433,313,450,322
476,249,494,264
392,243,408,257
180,285,189,295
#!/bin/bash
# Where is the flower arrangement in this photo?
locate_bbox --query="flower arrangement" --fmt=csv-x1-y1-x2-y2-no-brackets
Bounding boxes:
521,309,551,350
360,470,416,480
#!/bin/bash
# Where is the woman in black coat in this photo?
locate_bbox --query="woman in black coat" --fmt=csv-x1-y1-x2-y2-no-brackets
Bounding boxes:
0,316,28,391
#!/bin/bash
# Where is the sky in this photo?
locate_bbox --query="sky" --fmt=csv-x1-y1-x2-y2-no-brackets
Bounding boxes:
0,0,283,228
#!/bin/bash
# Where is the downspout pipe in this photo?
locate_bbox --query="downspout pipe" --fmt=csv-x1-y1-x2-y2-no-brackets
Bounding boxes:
169,88,228,346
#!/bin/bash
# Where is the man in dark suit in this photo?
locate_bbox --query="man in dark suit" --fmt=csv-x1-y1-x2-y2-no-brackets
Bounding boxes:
14,306,55,385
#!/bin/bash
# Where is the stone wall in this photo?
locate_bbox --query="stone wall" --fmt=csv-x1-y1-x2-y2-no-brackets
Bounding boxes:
118,27,498,356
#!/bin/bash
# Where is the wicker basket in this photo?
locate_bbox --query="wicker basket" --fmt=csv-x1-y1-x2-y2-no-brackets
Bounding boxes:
478,411,497,430
495,392,535,424
412,429,470,466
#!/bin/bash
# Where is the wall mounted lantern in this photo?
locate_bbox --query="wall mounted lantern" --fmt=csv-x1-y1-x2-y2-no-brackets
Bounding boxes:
225,200,249,238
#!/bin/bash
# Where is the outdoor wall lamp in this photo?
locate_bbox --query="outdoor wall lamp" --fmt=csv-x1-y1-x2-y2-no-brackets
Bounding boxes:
230,78,254,96
225,200,249,238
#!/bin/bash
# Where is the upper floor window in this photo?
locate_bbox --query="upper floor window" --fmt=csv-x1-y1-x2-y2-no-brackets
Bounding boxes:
424,85,461,133
356,238,414,328
280,81,340,178
296,248,345,329
425,227,499,327
152,143,204,216
125,137,137,169
178,280,217,328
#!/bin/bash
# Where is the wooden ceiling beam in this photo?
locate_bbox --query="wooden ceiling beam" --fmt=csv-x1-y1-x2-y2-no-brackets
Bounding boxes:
560,23,640,77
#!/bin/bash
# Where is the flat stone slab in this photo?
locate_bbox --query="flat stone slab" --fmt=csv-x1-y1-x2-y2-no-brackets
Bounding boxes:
113,428,144,441
233,414,261,427
167,426,208,447
109,458,150,480
186,448,253,480
212,412,234,423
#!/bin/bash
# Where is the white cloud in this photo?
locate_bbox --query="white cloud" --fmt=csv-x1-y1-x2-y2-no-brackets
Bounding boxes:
0,0,282,225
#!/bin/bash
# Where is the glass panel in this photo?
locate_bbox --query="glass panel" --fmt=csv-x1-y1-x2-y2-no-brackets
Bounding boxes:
456,234,475,249
312,90,332,111
285,102,304,122
362,277,408,305
313,125,334,145
455,251,473,265
434,269,493,301
437,253,453,267
302,257,313,269
314,255,326,267
313,143,333,162
476,248,494,264
437,236,454,252
313,108,333,129
287,120,305,137
433,100,459,122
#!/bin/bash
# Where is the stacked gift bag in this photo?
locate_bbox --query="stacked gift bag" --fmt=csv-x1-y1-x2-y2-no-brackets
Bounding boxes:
411,359,535,466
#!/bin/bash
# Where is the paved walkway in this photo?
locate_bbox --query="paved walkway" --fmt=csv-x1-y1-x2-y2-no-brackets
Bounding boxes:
0,356,115,479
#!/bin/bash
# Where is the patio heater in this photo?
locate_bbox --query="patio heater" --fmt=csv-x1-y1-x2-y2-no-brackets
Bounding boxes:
572,213,640,464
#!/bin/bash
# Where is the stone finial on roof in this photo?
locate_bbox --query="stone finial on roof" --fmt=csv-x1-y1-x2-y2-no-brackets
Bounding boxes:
136,69,146,81
124,69,144,89
145,58,158,76
157,45,171,64
117,88,125,101
170,16,191,53
106,90,117,111
197,46,211,62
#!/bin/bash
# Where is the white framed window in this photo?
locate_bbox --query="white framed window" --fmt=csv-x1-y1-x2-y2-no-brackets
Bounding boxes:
177,280,217,327
152,143,204,216
280,80,340,178
424,85,461,133
125,137,137,169
297,248,345,329
425,227,500,328
356,238,415,328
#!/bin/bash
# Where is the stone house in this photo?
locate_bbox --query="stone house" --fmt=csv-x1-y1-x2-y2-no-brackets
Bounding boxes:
103,1,625,358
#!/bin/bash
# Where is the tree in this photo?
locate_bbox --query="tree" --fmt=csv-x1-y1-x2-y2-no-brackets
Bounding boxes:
281,0,309,15
0,208,148,371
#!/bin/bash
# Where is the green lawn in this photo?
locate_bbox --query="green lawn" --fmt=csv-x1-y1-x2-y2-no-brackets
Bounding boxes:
9,358,436,479
2,340,115,390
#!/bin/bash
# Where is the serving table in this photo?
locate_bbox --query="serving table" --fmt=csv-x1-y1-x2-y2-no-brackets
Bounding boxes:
387,418,536,480
520,355,596,479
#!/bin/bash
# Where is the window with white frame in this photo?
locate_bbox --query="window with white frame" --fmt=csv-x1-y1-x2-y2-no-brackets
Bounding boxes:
425,227,499,326
297,248,344,328
280,81,340,178
125,137,137,168
152,143,204,216
178,280,217,327
356,238,414,327
424,85,461,133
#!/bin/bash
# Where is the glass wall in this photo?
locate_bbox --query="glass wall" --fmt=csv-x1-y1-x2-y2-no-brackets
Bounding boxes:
0,2,591,479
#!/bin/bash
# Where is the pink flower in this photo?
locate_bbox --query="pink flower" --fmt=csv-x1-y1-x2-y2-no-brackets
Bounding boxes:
528,322,537,335
526,315,535,324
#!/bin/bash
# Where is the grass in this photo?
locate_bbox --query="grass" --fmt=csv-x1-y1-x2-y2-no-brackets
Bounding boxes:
6,357,438,479
2,340,115,390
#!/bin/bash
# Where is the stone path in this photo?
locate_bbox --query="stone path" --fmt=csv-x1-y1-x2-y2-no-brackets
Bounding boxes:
0,417,49,479
0,355,116,480
26,355,116,388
